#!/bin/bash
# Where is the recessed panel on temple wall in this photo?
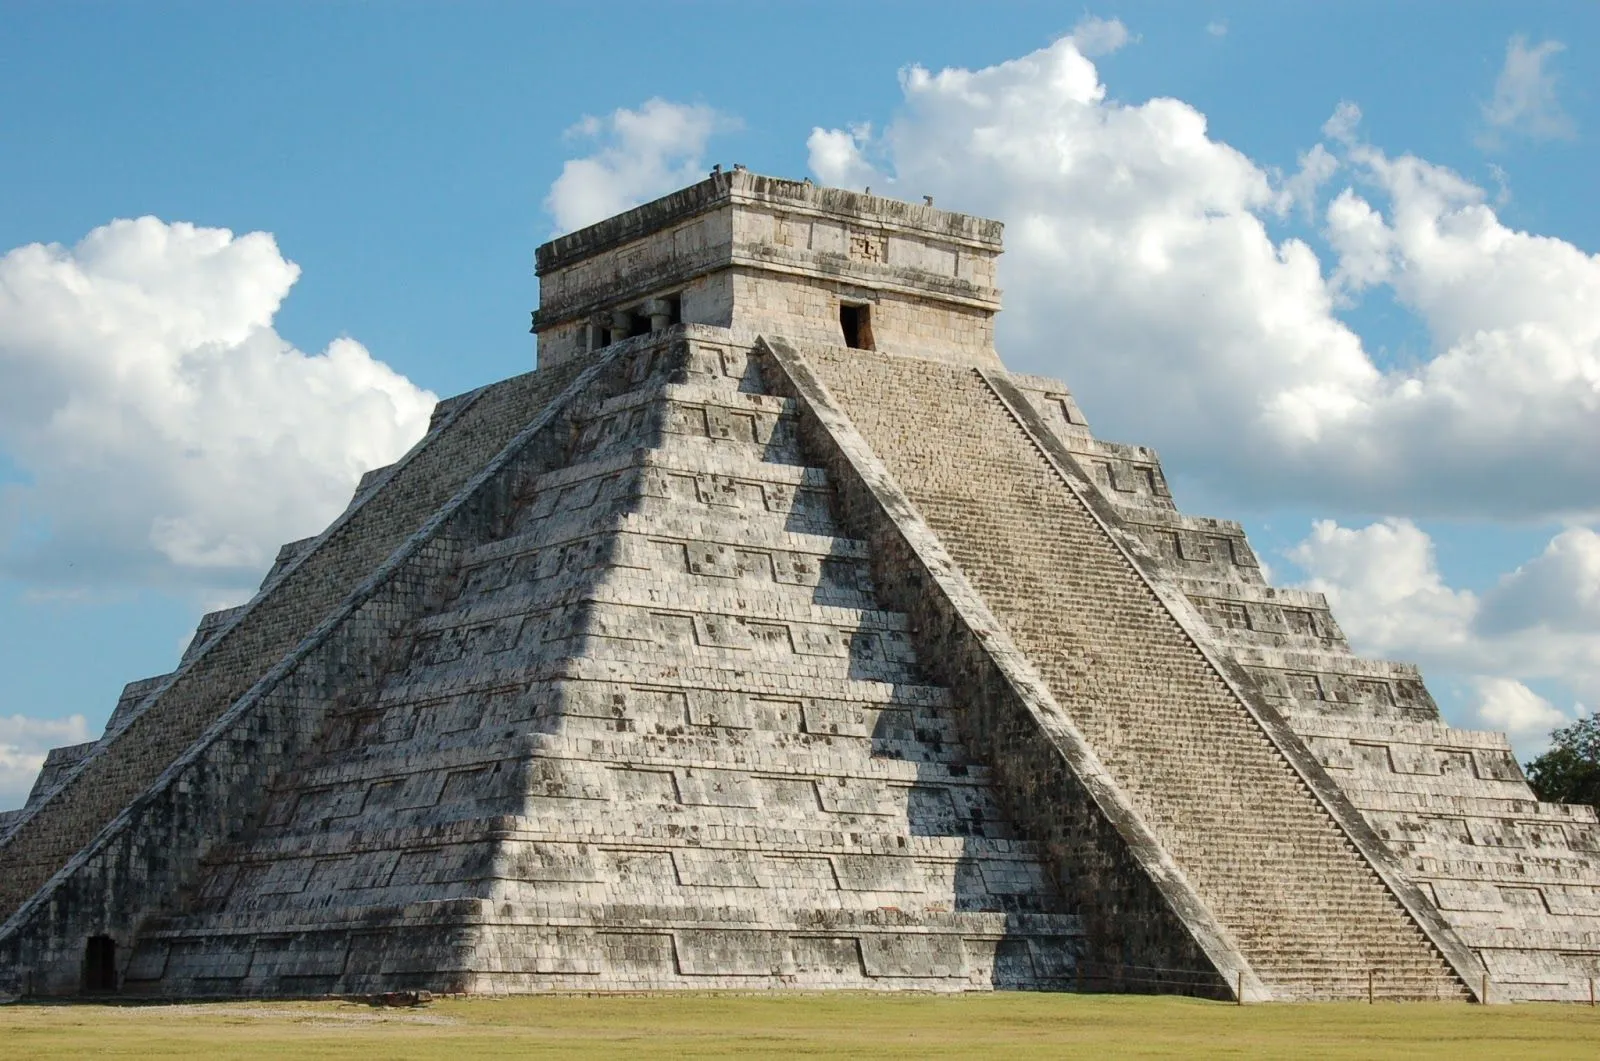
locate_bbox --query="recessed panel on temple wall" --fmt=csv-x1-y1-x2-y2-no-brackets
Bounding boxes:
731,203,1000,307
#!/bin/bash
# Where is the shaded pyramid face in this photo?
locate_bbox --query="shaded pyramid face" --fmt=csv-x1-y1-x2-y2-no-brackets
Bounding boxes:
128,330,1081,995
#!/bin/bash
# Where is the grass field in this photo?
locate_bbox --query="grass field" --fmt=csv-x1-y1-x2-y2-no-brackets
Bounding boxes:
4,993,1599,1060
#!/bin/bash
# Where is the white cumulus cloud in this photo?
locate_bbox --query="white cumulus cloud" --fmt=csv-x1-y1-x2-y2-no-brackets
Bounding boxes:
545,99,737,234
1479,35,1575,147
1478,526,1600,636
0,217,436,596
806,36,1600,521
804,123,880,193
1070,15,1132,57
1288,518,1476,658
0,713,90,808
1280,142,1340,220
1290,518,1600,749
1471,677,1570,742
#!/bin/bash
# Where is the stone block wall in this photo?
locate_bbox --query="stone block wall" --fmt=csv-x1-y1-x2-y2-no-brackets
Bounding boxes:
0,347,610,994
727,271,998,368
534,170,1002,371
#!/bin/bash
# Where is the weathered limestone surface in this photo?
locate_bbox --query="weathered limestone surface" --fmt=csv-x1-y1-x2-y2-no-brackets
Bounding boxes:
3,171,1595,1002
533,170,1002,369
111,330,1082,995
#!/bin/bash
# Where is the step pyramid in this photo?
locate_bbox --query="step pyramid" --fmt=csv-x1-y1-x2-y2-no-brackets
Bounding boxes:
3,171,1597,1001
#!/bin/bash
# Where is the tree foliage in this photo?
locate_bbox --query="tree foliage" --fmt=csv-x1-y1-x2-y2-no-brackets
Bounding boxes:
1525,714,1600,808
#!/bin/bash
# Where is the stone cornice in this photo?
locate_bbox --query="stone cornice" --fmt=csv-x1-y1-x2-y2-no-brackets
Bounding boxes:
536,170,1004,277
535,245,1001,332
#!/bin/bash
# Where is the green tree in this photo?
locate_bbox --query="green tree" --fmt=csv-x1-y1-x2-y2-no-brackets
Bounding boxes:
1525,714,1600,808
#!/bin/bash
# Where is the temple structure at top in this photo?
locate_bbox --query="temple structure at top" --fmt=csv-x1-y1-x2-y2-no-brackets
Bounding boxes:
532,167,1002,369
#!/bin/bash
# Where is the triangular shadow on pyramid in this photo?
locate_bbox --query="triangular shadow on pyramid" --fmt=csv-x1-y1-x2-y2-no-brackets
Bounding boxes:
105,331,1082,995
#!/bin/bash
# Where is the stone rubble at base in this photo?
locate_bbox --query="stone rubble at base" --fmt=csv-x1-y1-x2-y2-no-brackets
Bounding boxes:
0,170,1595,1002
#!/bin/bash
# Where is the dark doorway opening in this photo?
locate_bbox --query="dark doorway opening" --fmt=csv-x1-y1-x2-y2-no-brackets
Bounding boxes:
84,935,116,992
840,303,873,350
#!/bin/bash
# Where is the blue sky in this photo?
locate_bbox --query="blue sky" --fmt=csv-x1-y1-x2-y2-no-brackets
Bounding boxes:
1,2,1596,803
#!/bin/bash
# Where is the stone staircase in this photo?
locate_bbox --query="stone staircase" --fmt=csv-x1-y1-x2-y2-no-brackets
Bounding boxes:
791,343,1470,1001
1000,368,1600,1002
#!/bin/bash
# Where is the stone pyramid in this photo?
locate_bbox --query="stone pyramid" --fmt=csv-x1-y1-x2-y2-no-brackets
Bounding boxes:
3,171,1597,1002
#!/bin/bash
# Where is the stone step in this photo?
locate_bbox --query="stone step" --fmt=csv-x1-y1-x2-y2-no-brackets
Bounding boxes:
573,637,925,687
276,731,996,791
340,685,965,741
189,879,1066,921
382,632,925,691
256,898,1075,934
1337,785,1591,820
1443,919,1600,950
360,660,952,712
576,413,804,469
1197,625,1352,657
1407,854,1600,884
206,820,1048,864
1290,716,1521,751
580,379,798,420
418,573,897,638
462,496,868,578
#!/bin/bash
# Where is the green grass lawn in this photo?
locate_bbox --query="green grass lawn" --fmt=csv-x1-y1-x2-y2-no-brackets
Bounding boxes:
3,993,1598,1060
